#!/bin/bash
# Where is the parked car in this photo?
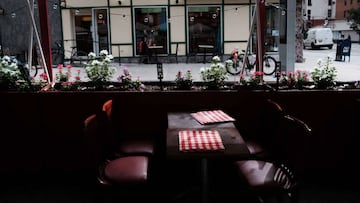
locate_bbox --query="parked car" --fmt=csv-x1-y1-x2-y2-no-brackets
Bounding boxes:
303,27,334,49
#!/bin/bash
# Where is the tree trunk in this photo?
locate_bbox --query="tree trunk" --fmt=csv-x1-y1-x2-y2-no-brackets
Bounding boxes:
295,0,304,63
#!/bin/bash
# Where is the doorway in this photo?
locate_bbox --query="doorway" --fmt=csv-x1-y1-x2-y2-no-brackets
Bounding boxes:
92,8,110,54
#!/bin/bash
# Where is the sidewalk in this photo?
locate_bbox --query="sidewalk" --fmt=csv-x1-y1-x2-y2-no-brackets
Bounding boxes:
44,43,360,83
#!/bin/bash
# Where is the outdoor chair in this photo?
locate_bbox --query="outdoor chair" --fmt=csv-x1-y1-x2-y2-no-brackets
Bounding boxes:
233,106,312,203
168,43,179,63
102,99,155,157
84,112,152,202
138,39,151,64
242,99,285,159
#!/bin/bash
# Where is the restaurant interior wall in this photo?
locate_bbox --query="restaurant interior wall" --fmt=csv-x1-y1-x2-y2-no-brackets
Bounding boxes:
1,90,359,182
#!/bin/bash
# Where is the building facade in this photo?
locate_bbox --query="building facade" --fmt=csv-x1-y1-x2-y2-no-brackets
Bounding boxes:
0,0,62,61
60,0,282,62
332,0,359,41
302,0,360,42
0,0,303,65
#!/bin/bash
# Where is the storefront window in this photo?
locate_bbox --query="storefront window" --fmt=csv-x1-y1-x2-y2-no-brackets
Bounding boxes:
134,7,168,56
74,9,93,54
187,6,222,55
73,8,109,55
93,9,109,54
251,5,280,53
265,7,280,52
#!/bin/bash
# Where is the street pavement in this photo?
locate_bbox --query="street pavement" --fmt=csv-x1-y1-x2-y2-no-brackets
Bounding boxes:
38,43,360,83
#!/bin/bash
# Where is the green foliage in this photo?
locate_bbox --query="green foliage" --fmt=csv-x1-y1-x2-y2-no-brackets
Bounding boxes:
175,69,193,90
280,70,310,89
347,8,360,32
0,55,21,90
55,64,72,82
200,56,228,89
117,67,145,91
310,56,337,89
85,50,116,85
239,71,264,88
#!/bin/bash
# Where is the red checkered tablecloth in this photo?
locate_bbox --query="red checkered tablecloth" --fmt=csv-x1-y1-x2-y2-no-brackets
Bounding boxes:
178,130,225,152
191,110,235,125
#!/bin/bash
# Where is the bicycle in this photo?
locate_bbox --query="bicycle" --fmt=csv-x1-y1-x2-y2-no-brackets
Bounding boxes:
29,40,88,78
226,49,277,76
51,40,88,67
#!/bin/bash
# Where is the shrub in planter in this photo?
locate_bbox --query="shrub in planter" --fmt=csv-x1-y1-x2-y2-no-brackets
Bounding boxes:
200,56,228,90
175,69,193,90
0,55,21,90
310,56,337,89
238,71,264,89
85,50,116,89
117,67,145,91
280,70,310,89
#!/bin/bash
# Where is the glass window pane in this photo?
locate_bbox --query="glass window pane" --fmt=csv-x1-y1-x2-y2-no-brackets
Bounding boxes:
188,6,221,55
134,7,168,56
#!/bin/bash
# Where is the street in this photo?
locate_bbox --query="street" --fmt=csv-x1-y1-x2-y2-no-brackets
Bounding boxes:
37,43,360,83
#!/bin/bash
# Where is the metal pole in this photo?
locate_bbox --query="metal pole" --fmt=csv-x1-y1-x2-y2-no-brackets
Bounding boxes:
25,0,51,84
240,4,257,75
27,0,34,70
256,0,264,82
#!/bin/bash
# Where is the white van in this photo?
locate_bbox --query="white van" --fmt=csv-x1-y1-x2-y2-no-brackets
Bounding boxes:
303,27,334,49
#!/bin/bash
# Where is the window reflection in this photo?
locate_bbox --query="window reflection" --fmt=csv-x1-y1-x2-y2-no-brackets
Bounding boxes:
188,6,221,55
134,7,168,56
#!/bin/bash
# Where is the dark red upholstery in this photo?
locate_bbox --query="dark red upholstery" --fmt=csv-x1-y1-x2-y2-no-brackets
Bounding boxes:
102,99,155,157
100,156,149,186
84,113,151,202
243,99,284,158
234,101,312,203
118,139,154,156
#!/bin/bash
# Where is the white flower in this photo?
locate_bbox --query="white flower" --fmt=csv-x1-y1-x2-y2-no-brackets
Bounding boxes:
85,50,115,83
212,56,221,63
104,57,112,63
2,55,11,62
100,50,109,56
88,52,96,60
91,60,101,66
106,54,114,60
0,55,21,88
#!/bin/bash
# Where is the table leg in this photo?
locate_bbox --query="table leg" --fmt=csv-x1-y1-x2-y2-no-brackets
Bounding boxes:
201,158,209,203
203,48,207,64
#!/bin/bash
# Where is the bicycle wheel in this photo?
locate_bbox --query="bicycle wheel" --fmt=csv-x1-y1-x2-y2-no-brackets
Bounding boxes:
51,50,64,66
262,56,277,76
70,51,88,67
226,55,244,75
226,60,241,76
29,64,39,78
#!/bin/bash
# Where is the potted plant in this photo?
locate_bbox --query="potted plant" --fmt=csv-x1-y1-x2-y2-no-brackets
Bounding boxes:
0,55,22,91
237,71,264,90
310,56,337,89
200,56,228,90
85,50,116,90
280,70,310,89
117,66,145,91
55,64,72,82
175,69,193,90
